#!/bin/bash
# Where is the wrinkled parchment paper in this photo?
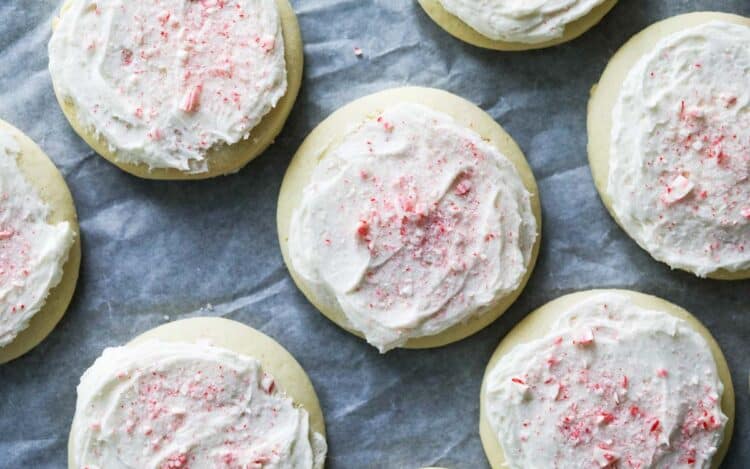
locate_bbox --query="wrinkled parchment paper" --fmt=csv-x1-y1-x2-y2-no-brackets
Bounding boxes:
0,1,748,467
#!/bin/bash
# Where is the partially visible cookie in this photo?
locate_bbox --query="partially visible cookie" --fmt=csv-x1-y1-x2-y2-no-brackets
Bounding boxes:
418,0,617,50
0,119,80,364
68,317,326,468
278,87,541,352
480,290,734,469
49,0,303,180
588,12,750,279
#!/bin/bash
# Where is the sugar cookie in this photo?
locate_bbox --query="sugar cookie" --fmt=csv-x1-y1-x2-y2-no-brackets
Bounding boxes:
0,120,80,364
588,12,750,279
480,290,734,469
49,0,303,180
68,317,326,468
278,87,541,352
418,0,617,51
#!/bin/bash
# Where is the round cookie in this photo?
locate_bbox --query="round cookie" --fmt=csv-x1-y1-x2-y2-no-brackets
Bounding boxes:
0,120,80,364
50,0,303,180
278,86,541,351
588,12,750,280
479,289,735,469
68,316,325,468
418,0,617,51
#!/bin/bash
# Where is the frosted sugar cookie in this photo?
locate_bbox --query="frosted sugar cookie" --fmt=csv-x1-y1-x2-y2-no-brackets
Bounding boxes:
0,120,79,364
49,0,303,180
588,13,750,279
69,317,326,468
480,290,734,469
418,0,617,50
278,87,541,352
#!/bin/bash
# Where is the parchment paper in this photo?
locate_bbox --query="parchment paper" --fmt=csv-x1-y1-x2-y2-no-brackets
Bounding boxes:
0,1,748,467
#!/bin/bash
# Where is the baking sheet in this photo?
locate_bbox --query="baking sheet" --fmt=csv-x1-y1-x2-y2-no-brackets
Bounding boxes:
0,0,748,467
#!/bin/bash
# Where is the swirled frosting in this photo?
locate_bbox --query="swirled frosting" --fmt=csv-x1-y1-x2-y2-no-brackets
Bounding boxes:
48,0,287,173
485,293,727,469
0,129,74,348
288,103,536,352
436,0,607,44
609,21,750,276
72,340,327,469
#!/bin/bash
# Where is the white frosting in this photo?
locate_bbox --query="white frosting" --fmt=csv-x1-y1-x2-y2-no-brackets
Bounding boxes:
485,293,727,469
49,0,287,173
288,103,536,352
0,129,74,348
72,340,327,469
436,0,607,44
610,22,750,276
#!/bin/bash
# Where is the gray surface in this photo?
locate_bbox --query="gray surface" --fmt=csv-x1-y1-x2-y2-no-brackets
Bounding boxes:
0,0,748,467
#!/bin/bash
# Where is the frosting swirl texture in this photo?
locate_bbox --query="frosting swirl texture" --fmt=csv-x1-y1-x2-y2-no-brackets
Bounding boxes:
436,0,607,44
